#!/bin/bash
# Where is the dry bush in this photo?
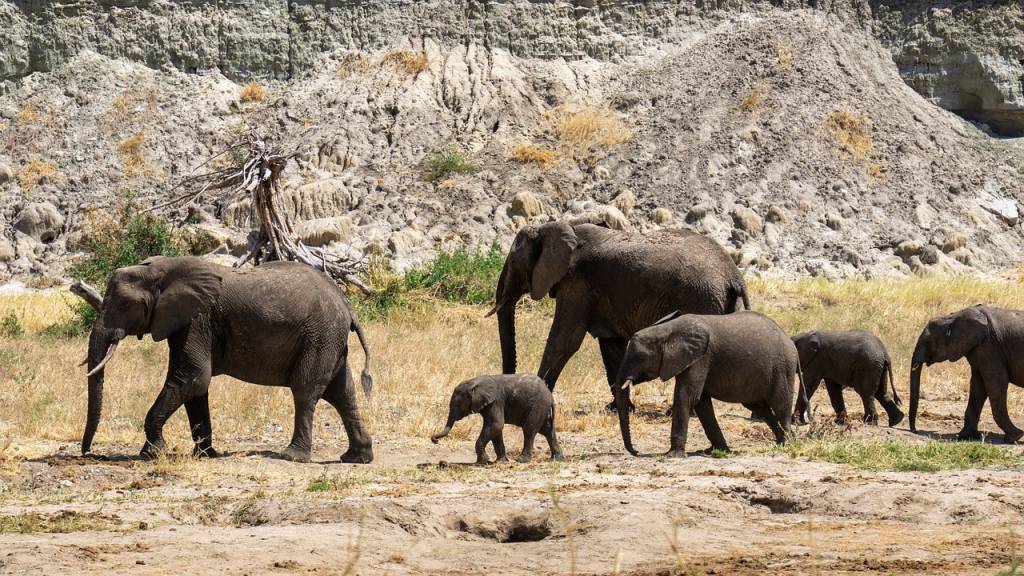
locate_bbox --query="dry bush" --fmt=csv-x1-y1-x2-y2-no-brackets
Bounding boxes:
15,101,40,125
740,87,763,113
117,132,154,177
826,110,873,160
337,52,370,79
777,46,794,67
866,162,887,182
18,158,59,189
382,49,430,76
511,144,558,168
238,81,266,103
552,107,632,162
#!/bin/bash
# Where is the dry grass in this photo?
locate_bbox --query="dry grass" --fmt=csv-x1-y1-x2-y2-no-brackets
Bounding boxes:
511,144,558,168
552,107,632,163
117,132,154,177
777,46,794,67
238,81,266,104
1,278,1022,457
336,52,370,79
740,87,763,113
382,50,430,76
826,110,873,161
17,158,59,190
15,101,40,125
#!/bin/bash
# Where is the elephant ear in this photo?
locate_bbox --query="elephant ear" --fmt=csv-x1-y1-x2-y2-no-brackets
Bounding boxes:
951,306,989,351
658,319,710,381
530,222,578,300
149,259,224,342
469,381,498,412
807,332,821,354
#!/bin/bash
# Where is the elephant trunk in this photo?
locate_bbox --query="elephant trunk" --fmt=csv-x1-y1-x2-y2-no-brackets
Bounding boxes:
493,262,524,375
616,380,637,456
908,339,926,433
82,323,124,454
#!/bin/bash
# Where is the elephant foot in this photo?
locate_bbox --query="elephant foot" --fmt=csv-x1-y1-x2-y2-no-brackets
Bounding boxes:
277,446,311,463
956,429,983,441
700,446,730,456
863,413,880,426
834,412,848,425
516,453,533,463
193,445,219,458
475,457,492,466
341,446,374,464
495,454,509,463
551,452,565,462
139,440,164,460
887,411,905,428
1004,429,1023,445
665,449,687,459
749,412,764,422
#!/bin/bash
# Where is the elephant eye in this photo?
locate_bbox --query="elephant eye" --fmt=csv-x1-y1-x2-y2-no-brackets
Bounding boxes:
945,327,953,338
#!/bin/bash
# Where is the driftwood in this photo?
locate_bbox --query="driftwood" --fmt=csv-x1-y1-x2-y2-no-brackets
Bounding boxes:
144,136,371,293
70,281,103,312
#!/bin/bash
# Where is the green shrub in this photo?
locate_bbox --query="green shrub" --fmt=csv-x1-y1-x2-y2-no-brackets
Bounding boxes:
425,149,477,183
42,300,96,339
0,312,23,338
405,248,504,305
770,439,1023,472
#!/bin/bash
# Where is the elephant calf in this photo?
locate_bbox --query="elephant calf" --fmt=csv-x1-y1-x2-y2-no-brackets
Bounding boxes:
614,311,805,457
431,374,564,464
792,329,903,427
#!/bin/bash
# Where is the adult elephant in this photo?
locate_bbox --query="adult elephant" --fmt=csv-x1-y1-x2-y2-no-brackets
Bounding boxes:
82,256,374,463
909,305,1023,444
490,221,750,403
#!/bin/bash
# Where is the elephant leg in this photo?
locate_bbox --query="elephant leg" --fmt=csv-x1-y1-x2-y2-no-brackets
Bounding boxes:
825,380,847,424
323,363,374,464
142,338,211,459
492,431,508,463
795,377,821,425
768,376,794,443
184,394,218,458
476,409,505,465
874,373,904,428
518,427,537,463
141,385,191,459
979,365,1023,444
761,410,787,445
694,394,729,453
279,388,317,463
958,368,987,441
537,305,589,390
540,417,564,461
668,376,697,458
599,337,632,413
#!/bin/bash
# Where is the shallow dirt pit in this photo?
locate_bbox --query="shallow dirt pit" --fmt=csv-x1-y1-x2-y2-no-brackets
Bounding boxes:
1,408,1022,576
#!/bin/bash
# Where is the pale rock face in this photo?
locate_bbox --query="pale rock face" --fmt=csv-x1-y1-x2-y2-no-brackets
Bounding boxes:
296,216,354,247
731,206,763,236
612,190,636,215
14,202,64,242
0,238,14,262
651,207,673,225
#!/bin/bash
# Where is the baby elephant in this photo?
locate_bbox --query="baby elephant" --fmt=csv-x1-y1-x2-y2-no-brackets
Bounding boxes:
614,311,805,457
792,329,903,426
431,374,564,464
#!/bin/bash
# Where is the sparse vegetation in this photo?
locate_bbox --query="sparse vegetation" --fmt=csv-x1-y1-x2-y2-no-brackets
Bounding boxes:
18,158,59,189
826,110,873,160
15,101,40,125
238,80,266,103
552,107,631,162
0,312,23,338
0,511,121,534
425,149,478,183
117,131,154,177
404,248,504,305
382,49,430,76
307,472,364,493
741,86,763,113
777,45,794,67
511,144,558,168
337,52,370,79
767,439,1023,472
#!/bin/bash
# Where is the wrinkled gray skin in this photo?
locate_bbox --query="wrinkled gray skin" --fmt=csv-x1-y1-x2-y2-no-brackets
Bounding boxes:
909,305,1024,444
792,330,903,427
492,222,749,407
83,256,374,463
431,374,563,464
614,311,804,457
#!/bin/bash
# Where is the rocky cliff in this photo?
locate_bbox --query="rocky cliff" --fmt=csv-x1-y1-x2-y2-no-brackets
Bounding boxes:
1,0,1022,280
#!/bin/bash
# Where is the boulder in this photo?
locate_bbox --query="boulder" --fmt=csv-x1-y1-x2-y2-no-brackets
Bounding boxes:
0,239,14,262
388,229,426,258
895,239,924,258
296,216,353,247
932,228,968,253
825,212,843,231
0,162,13,185
651,207,673,225
685,204,711,223
612,190,636,215
285,178,356,220
981,197,1019,226
914,203,938,229
766,204,788,223
510,191,544,219
14,202,64,242
730,206,763,236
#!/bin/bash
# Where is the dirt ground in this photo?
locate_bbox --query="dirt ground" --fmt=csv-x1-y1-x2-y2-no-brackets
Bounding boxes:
2,395,1021,576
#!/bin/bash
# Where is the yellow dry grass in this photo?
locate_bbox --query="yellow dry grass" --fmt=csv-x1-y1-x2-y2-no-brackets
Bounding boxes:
15,102,40,125
1,278,1022,457
336,52,370,79
510,144,558,168
238,81,266,103
777,46,794,67
826,110,873,160
740,87,763,113
17,158,59,190
552,107,632,162
117,132,153,177
381,50,430,76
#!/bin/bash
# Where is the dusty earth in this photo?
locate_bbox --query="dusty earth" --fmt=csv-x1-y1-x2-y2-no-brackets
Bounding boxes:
2,395,1021,576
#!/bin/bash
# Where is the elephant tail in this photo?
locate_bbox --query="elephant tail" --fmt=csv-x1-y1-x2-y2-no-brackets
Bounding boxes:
885,357,901,407
351,317,373,398
728,282,751,312
797,363,812,423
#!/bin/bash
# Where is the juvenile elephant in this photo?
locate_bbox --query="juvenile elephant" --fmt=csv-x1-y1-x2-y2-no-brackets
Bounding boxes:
491,221,749,406
431,374,563,464
614,311,804,456
82,256,374,463
909,305,1023,444
792,330,903,426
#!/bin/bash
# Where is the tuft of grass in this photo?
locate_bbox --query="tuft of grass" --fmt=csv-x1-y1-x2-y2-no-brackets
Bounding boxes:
552,107,631,163
382,49,429,76
0,511,121,534
18,158,59,189
995,561,1023,576
336,52,370,79
425,149,477,183
511,144,558,168
1,312,23,338
405,248,505,305
768,439,1023,472
117,131,153,177
238,81,266,103
777,46,793,67
16,101,40,125
307,472,363,493
740,87,763,113
826,110,873,160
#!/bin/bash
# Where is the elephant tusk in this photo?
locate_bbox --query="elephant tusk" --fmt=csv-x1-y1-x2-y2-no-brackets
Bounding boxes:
484,303,500,318
87,342,119,377
78,356,88,367
620,379,633,390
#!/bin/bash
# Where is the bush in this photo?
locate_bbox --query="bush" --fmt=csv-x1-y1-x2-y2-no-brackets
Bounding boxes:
42,300,96,339
381,49,429,76
0,312,23,338
425,150,477,183
238,81,266,103
405,248,504,305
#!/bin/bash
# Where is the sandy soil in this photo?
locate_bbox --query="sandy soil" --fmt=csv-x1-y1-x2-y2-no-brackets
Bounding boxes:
1,396,1021,576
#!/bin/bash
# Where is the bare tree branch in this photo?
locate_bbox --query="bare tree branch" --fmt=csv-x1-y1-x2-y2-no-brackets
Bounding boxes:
70,281,103,311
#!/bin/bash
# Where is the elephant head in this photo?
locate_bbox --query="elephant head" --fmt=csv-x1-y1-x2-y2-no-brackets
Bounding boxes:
431,379,497,443
791,331,821,367
489,221,579,374
908,306,989,432
614,314,709,455
82,256,223,454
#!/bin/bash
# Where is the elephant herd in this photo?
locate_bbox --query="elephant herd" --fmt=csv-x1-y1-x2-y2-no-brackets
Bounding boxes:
76,221,1022,464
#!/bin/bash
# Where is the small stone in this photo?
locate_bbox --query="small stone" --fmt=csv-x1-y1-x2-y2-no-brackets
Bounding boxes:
951,247,973,265
981,197,1019,226
651,207,673,225
612,190,636,215
895,240,924,258
730,206,763,236
932,228,968,253
766,205,788,223
387,229,426,258
599,205,631,231
824,213,843,231
0,239,14,262
914,203,938,229
686,204,711,223
0,162,13,185
296,216,353,247
764,223,781,247
920,245,940,265
510,191,544,219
